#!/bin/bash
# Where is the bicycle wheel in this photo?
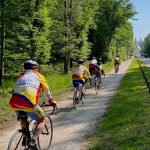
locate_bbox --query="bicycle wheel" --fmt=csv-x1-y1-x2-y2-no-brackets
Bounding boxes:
37,116,53,150
94,78,99,95
7,130,25,150
98,78,103,92
73,89,79,109
115,64,119,73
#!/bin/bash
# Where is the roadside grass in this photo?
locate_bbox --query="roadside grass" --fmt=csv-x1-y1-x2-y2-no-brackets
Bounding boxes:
87,58,150,150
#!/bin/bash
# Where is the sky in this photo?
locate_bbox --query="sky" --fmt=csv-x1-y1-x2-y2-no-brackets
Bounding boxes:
131,0,150,41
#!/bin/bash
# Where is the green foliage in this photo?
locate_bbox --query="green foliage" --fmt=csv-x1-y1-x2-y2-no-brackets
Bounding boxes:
0,0,137,82
142,33,150,56
92,0,136,61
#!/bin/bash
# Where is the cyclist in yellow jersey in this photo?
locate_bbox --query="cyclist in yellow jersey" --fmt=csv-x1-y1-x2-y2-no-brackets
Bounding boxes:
72,59,91,95
9,60,56,149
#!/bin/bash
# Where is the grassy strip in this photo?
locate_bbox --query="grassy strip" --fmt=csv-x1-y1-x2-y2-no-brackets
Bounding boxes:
87,58,150,150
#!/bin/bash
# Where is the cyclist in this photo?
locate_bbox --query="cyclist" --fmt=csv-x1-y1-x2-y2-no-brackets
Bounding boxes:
89,56,97,76
72,59,91,95
114,56,120,74
93,58,105,88
96,57,105,76
9,60,56,149
89,56,97,86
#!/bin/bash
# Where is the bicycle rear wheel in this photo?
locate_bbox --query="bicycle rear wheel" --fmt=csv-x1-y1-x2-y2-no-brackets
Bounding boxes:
73,89,79,109
7,130,25,150
37,116,53,150
94,78,99,95
115,64,119,73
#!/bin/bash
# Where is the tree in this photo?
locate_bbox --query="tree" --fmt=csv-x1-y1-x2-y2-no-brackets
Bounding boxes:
0,0,5,85
92,0,136,61
142,34,150,56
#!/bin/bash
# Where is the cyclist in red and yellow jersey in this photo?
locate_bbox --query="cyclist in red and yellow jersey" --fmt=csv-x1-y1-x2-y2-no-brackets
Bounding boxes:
9,60,56,149
72,59,91,95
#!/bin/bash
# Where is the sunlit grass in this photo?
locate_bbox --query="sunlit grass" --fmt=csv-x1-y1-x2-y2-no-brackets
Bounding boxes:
46,73,72,95
87,58,150,150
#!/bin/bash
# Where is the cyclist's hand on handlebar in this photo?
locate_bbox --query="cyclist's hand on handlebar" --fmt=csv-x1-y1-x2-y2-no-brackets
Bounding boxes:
48,99,57,107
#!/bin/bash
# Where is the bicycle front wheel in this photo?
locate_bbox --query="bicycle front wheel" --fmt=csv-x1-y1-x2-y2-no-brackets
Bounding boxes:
37,116,53,150
7,130,25,150
95,79,99,95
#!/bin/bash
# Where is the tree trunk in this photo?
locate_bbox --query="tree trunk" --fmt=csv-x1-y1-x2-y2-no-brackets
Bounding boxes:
0,0,5,85
63,0,73,74
64,53,70,74
29,0,39,59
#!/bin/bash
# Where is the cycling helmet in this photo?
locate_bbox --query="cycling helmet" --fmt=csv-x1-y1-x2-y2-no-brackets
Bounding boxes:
77,59,84,64
92,56,96,59
24,60,39,70
97,57,102,62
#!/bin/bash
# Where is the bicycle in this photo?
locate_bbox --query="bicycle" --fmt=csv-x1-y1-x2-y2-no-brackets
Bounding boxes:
73,82,86,109
7,102,56,150
115,64,119,74
94,76,103,95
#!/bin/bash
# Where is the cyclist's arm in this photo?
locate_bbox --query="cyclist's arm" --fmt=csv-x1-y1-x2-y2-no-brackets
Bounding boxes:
37,72,53,100
83,66,91,77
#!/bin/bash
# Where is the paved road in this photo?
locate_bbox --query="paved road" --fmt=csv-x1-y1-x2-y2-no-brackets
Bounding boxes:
140,57,150,68
0,59,132,150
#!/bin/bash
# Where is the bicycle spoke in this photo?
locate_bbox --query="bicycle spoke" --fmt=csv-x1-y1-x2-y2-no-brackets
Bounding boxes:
7,130,25,150
37,116,53,150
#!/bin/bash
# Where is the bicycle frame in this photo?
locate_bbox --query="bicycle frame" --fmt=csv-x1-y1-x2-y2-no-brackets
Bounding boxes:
8,103,53,150
73,83,84,109
115,64,119,73
94,76,102,95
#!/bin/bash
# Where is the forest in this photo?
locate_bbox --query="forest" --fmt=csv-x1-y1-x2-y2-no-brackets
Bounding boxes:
0,0,137,85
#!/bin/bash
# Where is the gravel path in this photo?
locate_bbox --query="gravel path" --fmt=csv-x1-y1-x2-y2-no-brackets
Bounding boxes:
0,59,132,150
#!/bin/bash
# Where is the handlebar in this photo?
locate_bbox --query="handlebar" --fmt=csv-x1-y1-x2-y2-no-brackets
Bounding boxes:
39,101,57,114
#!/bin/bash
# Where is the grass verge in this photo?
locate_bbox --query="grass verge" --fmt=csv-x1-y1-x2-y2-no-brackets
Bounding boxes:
87,58,150,150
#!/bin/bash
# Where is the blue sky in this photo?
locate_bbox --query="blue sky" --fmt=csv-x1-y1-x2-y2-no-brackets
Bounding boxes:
131,0,150,40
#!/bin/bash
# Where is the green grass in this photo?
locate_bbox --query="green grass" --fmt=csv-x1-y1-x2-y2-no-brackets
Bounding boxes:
46,73,72,95
87,58,150,150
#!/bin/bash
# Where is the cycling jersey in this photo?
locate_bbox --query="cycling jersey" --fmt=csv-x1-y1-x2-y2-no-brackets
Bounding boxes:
72,65,91,81
93,64,103,74
89,59,97,69
72,65,91,87
9,69,52,109
114,57,120,65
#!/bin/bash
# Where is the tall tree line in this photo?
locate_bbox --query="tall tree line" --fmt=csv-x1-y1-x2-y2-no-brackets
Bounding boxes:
0,0,136,85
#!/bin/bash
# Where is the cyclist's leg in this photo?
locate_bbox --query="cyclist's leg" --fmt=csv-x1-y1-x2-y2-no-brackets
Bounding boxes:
27,105,45,139
25,105,45,149
89,68,93,86
15,111,31,147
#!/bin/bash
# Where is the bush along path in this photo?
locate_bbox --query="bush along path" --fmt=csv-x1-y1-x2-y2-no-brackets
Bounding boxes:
0,59,132,150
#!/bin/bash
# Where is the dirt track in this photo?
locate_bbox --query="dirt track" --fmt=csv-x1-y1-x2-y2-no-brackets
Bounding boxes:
0,59,132,150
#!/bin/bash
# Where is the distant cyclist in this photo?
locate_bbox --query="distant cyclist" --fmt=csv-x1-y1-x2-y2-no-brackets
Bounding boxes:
96,58,105,77
89,56,97,76
9,60,56,149
93,58,105,87
72,59,91,95
114,56,120,74
89,57,97,86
